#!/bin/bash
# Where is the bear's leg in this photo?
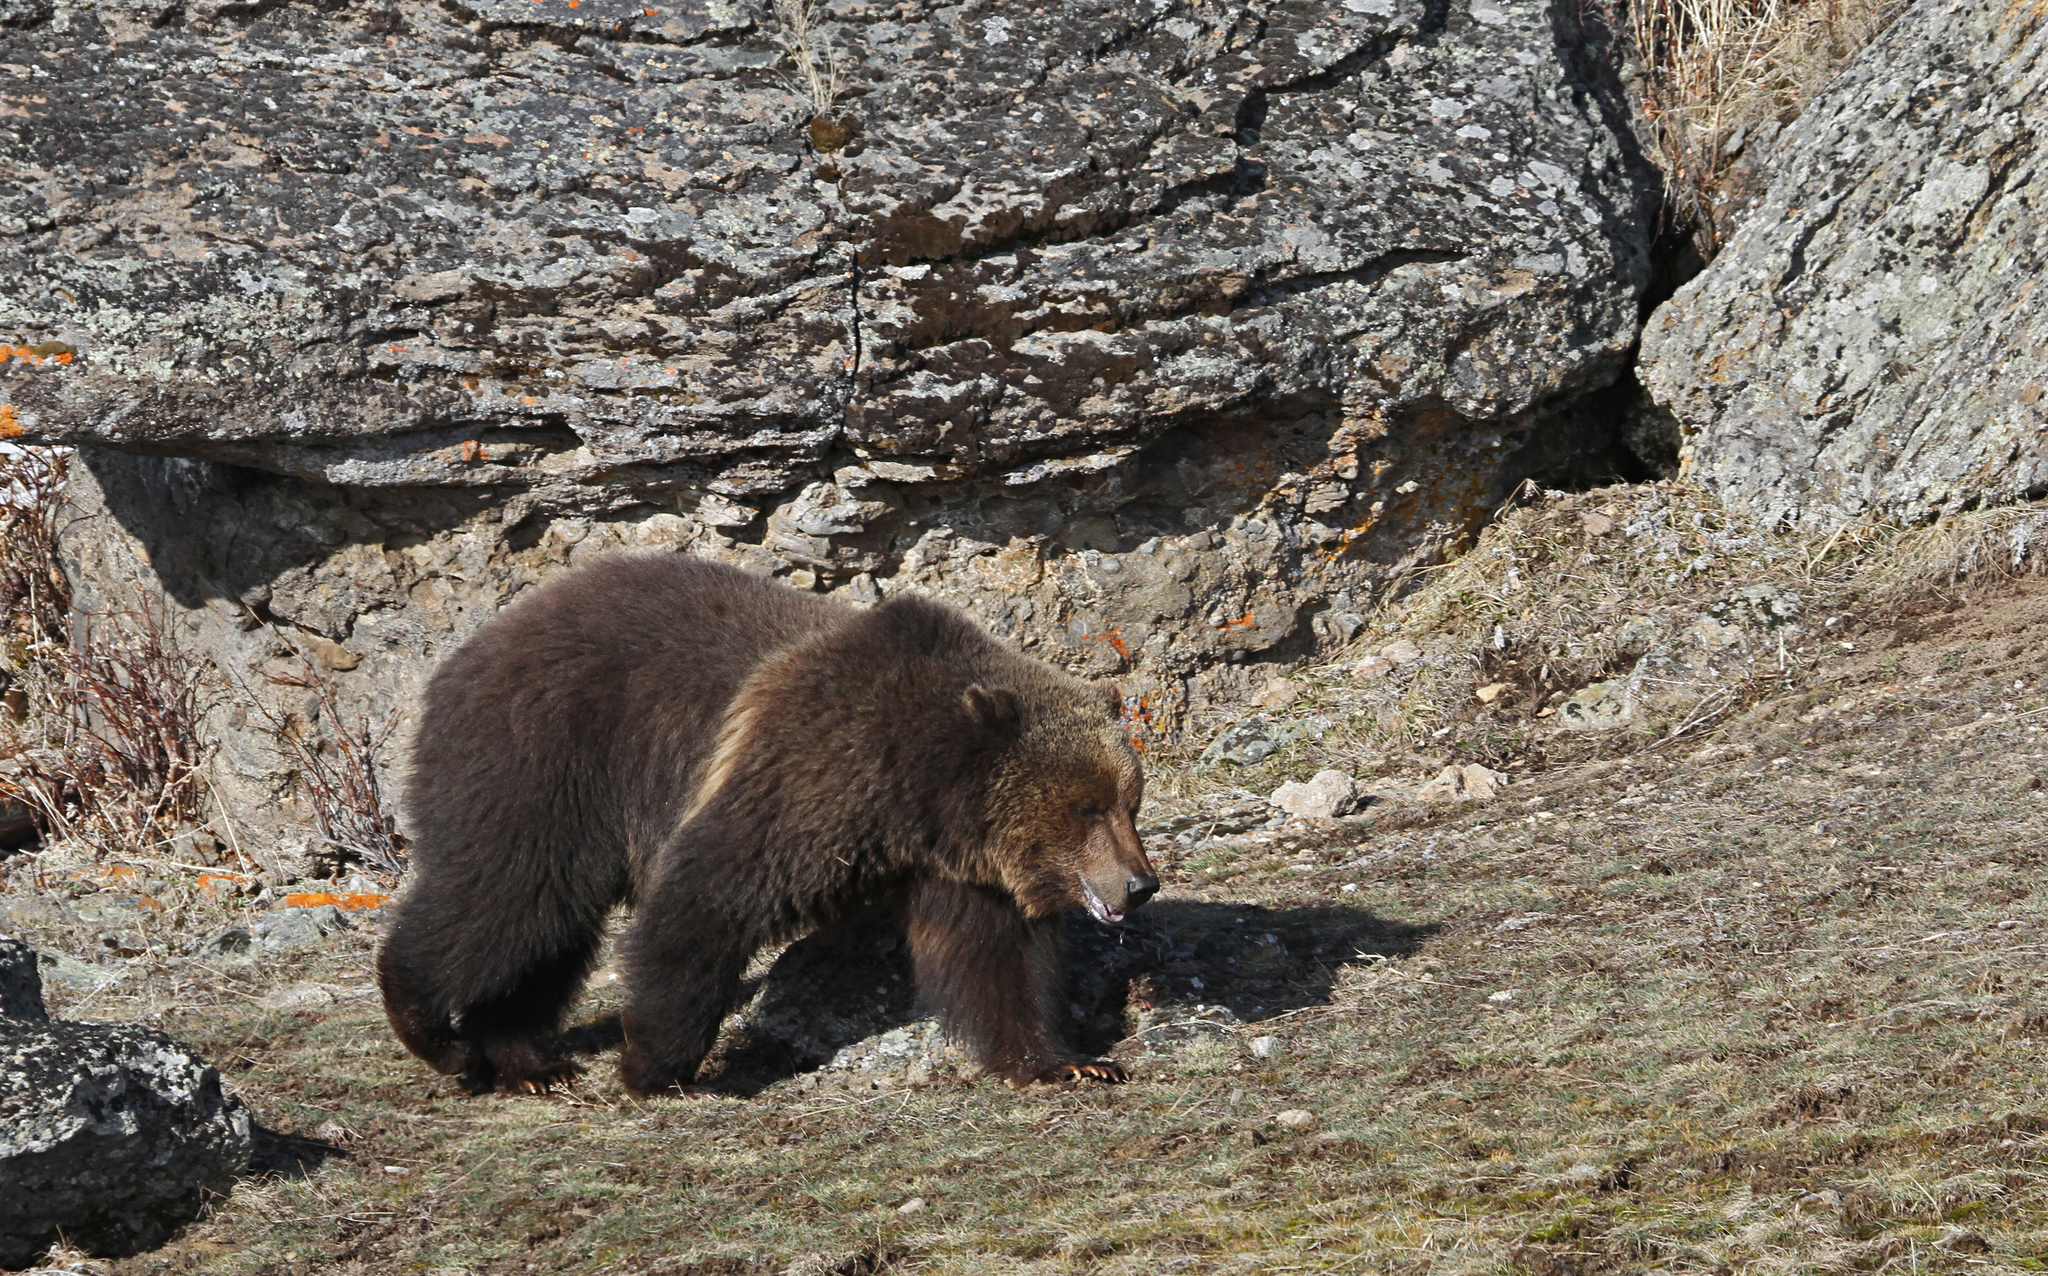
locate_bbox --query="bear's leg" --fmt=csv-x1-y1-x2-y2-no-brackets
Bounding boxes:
454,939,602,1094
902,880,1129,1086
378,884,605,1095
615,897,755,1098
377,938,485,1080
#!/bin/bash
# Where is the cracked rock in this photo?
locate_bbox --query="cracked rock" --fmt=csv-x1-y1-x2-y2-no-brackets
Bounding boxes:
4,0,1659,830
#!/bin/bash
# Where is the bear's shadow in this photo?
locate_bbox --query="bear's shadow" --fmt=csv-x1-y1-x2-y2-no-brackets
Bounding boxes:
559,900,1434,1095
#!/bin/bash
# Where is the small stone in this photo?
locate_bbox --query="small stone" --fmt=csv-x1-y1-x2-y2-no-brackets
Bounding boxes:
1269,770,1359,819
897,1197,927,1215
1379,639,1423,664
1414,764,1511,803
1274,1109,1315,1130
1556,680,1634,731
1351,655,1396,679
1488,990,1515,1002
1580,512,1614,535
1474,682,1510,704
1255,677,1300,710
1248,1035,1280,1059
250,904,352,952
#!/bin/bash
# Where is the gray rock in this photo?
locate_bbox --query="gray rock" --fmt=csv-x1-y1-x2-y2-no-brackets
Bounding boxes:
1555,678,1637,732
1198,715,1333,768
249,904,351,953
0,935,45,1020
1,0,1660,829
0,1019,252,1267
1639,0,2048,528
1269,770,1361,819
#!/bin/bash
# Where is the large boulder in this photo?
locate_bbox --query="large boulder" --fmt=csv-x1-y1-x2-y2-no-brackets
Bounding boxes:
0,0,1661,824
0,1017,253,1267
1639,0,2048,529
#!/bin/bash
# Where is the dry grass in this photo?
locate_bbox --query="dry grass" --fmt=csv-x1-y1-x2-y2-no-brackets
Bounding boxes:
1629,0,1906,252
773,0,843,119
0,447,212,859
10,478,2048,1273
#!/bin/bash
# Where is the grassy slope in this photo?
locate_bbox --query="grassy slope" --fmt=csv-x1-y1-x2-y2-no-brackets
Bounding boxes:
12,488,2048,1276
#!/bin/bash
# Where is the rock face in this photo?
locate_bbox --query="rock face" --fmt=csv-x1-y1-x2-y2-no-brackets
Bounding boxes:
1639,0,2048,528
0,1018,253,1267
0,0,1660,824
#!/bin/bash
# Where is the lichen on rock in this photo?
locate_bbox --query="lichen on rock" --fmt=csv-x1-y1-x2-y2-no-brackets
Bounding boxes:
1639,0,2048,528
1,0,1661,827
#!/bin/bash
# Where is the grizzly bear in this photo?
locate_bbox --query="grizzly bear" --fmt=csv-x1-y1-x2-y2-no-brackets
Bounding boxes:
376,556,1158,1097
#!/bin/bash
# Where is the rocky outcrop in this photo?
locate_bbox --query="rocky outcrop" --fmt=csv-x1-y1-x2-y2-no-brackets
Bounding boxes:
0,970,252,1267
1639,0,2048,528
0,0,1661,824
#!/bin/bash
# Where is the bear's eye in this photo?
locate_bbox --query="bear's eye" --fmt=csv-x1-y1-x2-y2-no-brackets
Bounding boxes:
1074,800,1103,819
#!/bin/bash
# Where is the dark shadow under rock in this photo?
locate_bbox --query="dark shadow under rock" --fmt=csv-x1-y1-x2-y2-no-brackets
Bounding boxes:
245,1123,347,1182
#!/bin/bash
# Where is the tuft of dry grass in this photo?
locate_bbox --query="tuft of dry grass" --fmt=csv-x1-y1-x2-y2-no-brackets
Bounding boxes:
773,0,843,118
1630,0,1906,252
251,664,408,877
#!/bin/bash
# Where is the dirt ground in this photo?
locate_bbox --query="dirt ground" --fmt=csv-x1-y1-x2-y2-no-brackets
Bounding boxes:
7,485,2048,1275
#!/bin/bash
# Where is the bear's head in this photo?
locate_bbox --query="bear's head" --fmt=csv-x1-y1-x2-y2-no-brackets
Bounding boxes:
968,680,1159,924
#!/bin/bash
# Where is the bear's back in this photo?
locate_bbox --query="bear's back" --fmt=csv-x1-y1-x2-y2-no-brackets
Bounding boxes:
405,557,842,867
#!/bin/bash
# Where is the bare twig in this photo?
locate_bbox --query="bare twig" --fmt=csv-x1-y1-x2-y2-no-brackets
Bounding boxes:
248,654,407,876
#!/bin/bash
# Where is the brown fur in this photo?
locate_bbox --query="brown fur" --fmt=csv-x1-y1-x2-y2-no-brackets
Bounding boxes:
376,556,1157,1096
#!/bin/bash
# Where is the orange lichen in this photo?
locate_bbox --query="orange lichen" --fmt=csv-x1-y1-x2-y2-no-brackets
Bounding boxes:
0,343,75,366
283,891,391,911
0,405,21,438
460,439,489,463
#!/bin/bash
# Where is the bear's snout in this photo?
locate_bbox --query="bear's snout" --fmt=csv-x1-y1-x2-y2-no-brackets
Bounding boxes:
1079,867,1159,925
1124,872,1160,911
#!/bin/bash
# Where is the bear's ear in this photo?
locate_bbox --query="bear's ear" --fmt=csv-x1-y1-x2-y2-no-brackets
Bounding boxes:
961,684,1023,739
1099,682,1125,720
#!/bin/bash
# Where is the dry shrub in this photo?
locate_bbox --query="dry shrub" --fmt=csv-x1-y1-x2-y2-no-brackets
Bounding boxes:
252,663,407,876
1631,0,1906,252
0,446,211,856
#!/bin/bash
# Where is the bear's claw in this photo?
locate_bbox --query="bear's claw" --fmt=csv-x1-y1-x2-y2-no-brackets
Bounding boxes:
1045,1060,1129,1084
494,1059,582,1096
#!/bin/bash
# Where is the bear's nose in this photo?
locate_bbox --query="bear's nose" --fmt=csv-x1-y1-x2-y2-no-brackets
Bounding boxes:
1125,873,1160,910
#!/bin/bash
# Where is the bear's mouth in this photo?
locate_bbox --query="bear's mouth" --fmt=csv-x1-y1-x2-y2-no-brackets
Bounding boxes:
1080,878,1124,925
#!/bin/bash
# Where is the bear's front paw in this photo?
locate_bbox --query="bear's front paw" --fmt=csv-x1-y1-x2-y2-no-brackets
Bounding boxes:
1036,1059,1130,1085
496,1060,582,1096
